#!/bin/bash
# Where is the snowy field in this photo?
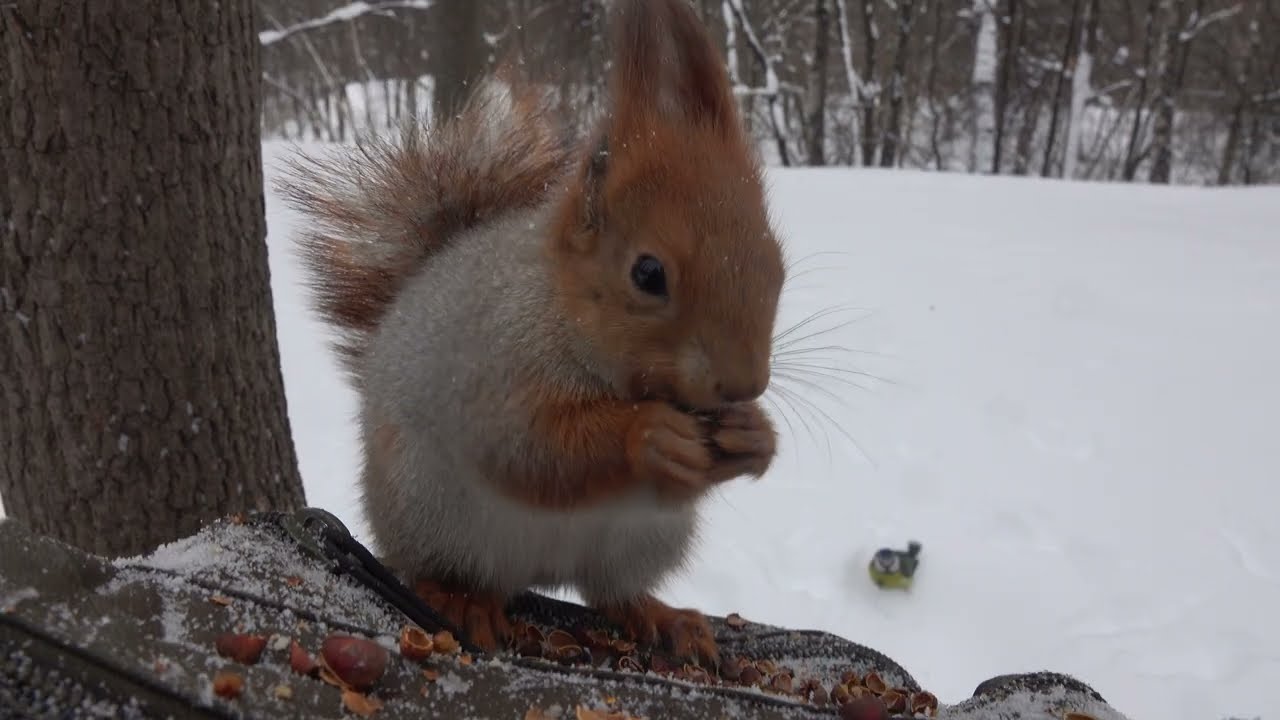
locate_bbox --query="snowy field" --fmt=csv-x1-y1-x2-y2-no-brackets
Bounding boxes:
261,140,1280,720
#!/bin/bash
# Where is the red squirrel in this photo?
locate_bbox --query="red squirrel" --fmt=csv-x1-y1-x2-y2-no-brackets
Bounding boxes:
277,0,786,666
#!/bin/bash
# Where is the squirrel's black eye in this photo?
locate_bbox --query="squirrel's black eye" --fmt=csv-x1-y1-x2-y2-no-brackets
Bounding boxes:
630,254,667,297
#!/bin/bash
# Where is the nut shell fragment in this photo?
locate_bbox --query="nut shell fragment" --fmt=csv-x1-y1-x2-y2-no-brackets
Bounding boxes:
399,625,434,661
212,671,243,699
215,634,268,665
910,690,939,715
433,630,460,654
881,689,907,714
838,696,890,720
617,655,643,672
725,612,748,630
863,670,887,694
341,689,384,717
547,629,578,651
290,640,318,676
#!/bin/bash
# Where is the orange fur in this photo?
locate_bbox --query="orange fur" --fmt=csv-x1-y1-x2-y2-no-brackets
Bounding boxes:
276,68,575,371
600,593,721,668
285,0,785,666
549,0,784,413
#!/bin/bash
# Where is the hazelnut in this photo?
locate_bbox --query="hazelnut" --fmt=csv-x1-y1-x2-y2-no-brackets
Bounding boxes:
738,665,763,686
320,634,389,691
769,672,793,694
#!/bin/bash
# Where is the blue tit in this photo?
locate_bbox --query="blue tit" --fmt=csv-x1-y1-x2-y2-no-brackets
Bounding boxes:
867,541,922,590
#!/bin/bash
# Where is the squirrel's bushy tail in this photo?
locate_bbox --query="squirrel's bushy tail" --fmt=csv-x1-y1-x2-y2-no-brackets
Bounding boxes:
276,74,576,374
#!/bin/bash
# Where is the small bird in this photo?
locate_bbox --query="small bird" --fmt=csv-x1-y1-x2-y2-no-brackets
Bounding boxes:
867,540,922,590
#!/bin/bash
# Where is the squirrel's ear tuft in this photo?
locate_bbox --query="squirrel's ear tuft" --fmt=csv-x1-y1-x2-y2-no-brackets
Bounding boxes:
606,0,739,136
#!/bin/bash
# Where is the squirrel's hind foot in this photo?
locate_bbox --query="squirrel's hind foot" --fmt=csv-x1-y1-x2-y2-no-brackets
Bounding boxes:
599,594,720,669
414,578,513,652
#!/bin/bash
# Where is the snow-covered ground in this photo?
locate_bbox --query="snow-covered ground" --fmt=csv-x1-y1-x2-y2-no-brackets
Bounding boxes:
62,141,1266,720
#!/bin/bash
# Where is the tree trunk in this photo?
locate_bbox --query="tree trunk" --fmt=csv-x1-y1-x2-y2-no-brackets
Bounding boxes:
992,0,1020,174
0,0,306,557
879,0,918,167
858,0,879,166
1060,0,1098,179
1149,0,1204,185
923,0,946,170
1122,0,1160,181
968,0,998,173
1040,0,1085,177
804,0,831,166
431,1,487,121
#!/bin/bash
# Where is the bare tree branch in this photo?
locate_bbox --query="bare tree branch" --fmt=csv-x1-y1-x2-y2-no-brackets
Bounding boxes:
259,1,434,47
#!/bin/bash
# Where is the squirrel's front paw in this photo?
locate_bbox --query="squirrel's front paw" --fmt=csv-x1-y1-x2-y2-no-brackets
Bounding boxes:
625,402,714,504
707,401,777,481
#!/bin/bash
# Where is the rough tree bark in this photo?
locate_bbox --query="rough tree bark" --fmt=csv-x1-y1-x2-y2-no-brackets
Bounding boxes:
992,0,1020,173
879,0,919,167
1148,0,1205,184
968,0,998,172
1122,0,1161,181
858,0,880,166
0,0,306,557
804,0,831,166
1040,0,1085,177
431,1,487,121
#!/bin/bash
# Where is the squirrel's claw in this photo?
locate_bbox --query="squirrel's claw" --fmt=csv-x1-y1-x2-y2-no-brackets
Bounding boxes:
414,578,513,652
600,594,721,669
707,401,777,480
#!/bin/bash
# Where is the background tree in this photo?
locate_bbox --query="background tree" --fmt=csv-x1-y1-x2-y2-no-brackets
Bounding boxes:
253,0,1279,186
0,0,306,557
